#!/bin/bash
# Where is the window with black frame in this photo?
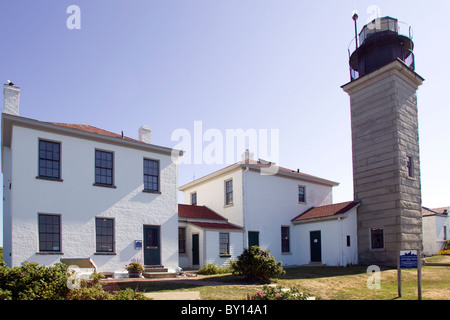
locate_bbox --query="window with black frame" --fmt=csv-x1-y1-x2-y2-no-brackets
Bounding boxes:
95,150,114,186
38,214,61,252
179,227,186,254
144,159,159,192
96,218,114,253
225,180,233,205
281,226,290,253
38,140,61,179
219,232,230,255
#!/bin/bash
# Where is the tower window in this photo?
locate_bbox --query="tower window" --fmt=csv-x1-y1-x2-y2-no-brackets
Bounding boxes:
406,156,413,178
370,227,384,250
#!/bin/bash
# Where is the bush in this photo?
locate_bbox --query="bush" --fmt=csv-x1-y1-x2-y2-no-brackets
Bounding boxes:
198,264,232,275
231,246,285,283
0,261,70,300
250,285,309,300
0,261,148,300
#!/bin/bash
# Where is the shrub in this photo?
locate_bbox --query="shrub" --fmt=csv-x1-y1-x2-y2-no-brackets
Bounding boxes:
0,261,148,300
0,261,70,300
250,285,309,300
231,246,285,283
198,264,232,275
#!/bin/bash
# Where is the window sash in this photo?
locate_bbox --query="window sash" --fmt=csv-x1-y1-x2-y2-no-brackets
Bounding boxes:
370,227,384,249
96,218,114,252
38,214,61,252
219,233,230,254
95,150,114,185
178,228,186,253
191,192,197,205
298,186,305,202
225,180,233,205
281,227,290,252
144,159,159,191
39,140,61,179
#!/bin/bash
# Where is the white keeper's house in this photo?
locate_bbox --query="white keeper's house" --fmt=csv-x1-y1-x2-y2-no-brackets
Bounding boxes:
2,82,183,275
178,151,360,269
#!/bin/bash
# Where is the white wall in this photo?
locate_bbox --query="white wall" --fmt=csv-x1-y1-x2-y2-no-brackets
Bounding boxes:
291,209,358,266
7,125,179,272
244,169,334,265
204,230,243,267
183,167,244,226
423,215,450,256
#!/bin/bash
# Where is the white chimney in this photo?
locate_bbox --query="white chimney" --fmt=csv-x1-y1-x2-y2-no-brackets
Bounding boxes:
139,125,152,144
241,149,254,162
3,81,20,116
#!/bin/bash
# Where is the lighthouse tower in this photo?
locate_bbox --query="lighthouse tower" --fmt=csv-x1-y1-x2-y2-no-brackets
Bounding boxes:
342,15,424,266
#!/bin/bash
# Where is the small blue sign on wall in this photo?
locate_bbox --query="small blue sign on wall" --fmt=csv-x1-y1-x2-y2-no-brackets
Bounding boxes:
400,250,418,269
135,240,143,250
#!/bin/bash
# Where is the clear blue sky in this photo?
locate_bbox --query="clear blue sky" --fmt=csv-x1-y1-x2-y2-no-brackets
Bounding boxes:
1,1,449,246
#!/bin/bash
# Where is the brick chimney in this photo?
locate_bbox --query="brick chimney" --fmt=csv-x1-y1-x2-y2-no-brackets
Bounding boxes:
139,125,151,144
3,81,20,115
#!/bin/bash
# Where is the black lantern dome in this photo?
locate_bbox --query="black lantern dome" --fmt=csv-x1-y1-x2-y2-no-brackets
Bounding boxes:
348,16,414,81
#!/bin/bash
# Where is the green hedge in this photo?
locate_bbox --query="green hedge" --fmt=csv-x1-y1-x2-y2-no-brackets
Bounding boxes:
0,261,147,300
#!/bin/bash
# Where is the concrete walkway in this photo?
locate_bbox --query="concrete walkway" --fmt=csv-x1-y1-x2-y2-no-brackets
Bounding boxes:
143,291,201,300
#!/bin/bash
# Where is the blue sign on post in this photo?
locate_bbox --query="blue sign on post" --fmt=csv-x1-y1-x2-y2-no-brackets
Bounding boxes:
400,250,418,269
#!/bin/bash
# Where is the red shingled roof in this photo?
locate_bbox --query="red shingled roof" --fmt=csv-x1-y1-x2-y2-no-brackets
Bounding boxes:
189,221,243,230
422,206,450,216
178,204,243,230
178,204,227,220
292,201,360,222
51,123,138,142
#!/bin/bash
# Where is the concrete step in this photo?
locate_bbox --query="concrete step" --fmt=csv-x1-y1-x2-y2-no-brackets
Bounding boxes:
142,272,177,279
144,265,168,273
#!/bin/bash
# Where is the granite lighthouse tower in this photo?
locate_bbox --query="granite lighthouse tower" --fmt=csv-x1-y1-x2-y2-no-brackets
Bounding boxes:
342,15,424,266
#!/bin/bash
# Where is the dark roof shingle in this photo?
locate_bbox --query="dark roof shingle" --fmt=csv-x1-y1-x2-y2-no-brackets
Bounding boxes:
292,201,360,222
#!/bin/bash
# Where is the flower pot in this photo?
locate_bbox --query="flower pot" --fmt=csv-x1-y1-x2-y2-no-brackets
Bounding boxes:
128,271,142,278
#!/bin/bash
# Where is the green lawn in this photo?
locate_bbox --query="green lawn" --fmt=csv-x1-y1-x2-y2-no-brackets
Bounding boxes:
114,264,450,300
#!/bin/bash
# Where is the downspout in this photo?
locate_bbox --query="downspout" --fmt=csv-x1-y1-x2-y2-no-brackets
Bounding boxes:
242,166,249,249
338,217,344,266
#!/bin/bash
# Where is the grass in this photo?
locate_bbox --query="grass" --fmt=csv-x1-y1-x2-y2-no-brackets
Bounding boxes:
114,263,450,300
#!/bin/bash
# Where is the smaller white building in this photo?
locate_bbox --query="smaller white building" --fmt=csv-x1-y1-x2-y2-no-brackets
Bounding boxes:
179,153,358,267
178,204,244,269
291,201,359,266
422,207,450,256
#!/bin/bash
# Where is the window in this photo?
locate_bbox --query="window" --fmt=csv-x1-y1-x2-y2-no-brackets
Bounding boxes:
347,235,351,247
95,150,114,186
38,214,61,252
444,226,447,241
96,218,114,253
281,227,290,253
191,192,197,205
370,227,384,249
406,156,413,178
143,159,159,192
38,140,61,179
298,186,305,203
179,228,186,254
219,233,230,255
225,180,233,205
